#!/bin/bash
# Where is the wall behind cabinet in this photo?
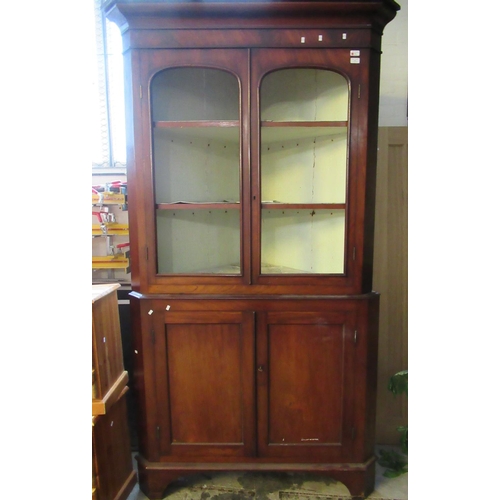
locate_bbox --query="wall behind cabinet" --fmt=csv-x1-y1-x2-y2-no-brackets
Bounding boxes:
374,0,408,443
373,127,408,444
379,0,408,127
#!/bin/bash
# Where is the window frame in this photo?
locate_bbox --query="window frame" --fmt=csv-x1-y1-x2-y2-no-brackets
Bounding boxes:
92,0,126,174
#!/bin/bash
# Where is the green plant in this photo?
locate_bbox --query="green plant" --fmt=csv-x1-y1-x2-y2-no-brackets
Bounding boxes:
378,370,408,477
378,448,408,478
388,370,408,396
388,370,408,454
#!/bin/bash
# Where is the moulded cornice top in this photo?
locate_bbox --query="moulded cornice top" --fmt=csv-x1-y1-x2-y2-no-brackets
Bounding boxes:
104,0,400,34
103,0,399,5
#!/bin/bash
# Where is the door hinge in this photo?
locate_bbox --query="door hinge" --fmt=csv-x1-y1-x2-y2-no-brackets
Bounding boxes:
156,426,160,441
352,247,356,260
358,84,361,99
146,246,149,261
151,329,156,344
354,329,358,344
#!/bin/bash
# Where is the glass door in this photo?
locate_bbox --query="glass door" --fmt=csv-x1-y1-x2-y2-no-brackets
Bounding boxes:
259,67,349,275
151,67,242,275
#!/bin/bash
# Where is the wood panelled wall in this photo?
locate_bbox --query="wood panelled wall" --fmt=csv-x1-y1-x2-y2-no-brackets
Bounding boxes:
373,127,408,444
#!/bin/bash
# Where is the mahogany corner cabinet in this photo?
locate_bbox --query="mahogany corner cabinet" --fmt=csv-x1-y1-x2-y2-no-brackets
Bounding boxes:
104,1,400,498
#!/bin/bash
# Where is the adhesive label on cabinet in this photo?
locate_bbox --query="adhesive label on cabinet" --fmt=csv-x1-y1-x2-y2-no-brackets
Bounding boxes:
350,50,360,56
350,57,361,64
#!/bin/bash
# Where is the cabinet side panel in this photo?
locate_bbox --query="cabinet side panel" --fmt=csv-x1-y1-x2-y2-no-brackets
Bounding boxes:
129,296,152,457
364,296,380,458
123,49,143,290
361,50,382,292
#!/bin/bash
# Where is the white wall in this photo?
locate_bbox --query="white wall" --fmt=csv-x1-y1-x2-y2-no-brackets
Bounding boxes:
379,0,408,126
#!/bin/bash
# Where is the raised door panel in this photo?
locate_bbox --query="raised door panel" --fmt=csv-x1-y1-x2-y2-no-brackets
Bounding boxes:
257,310,357,461
153,310,256,460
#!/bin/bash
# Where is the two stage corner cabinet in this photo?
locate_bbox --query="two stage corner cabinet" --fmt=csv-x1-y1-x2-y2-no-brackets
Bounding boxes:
104,1,400,498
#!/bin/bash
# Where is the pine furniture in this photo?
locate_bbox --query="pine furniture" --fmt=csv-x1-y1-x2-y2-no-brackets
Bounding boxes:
92,284,129,415
92,284,136,500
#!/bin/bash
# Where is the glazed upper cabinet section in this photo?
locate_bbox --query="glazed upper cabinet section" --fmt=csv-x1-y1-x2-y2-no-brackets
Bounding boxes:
259,68,349,275
252,48,359,284
143,48,363,291
147,50,248,277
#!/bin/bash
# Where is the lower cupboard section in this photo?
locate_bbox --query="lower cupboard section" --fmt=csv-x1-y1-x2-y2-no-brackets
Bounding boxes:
129,293,379,499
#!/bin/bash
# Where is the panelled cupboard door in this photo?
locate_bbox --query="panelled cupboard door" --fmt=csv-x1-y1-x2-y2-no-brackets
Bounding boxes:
256,310,357,461
152,310,256,460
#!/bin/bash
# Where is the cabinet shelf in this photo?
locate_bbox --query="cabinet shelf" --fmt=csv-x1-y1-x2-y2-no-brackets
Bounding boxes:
261,124,347,143
154,123,240,143
163,263,315,275
261,120,347,127
154,120,239,128
157,202,240,210
261,203,345,210
157,202,342,212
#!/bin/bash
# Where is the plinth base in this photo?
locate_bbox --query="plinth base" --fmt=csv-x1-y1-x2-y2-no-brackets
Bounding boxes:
136,455,376,500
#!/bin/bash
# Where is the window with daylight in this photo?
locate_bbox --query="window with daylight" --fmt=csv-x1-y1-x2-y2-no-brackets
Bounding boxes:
92,0,126,170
